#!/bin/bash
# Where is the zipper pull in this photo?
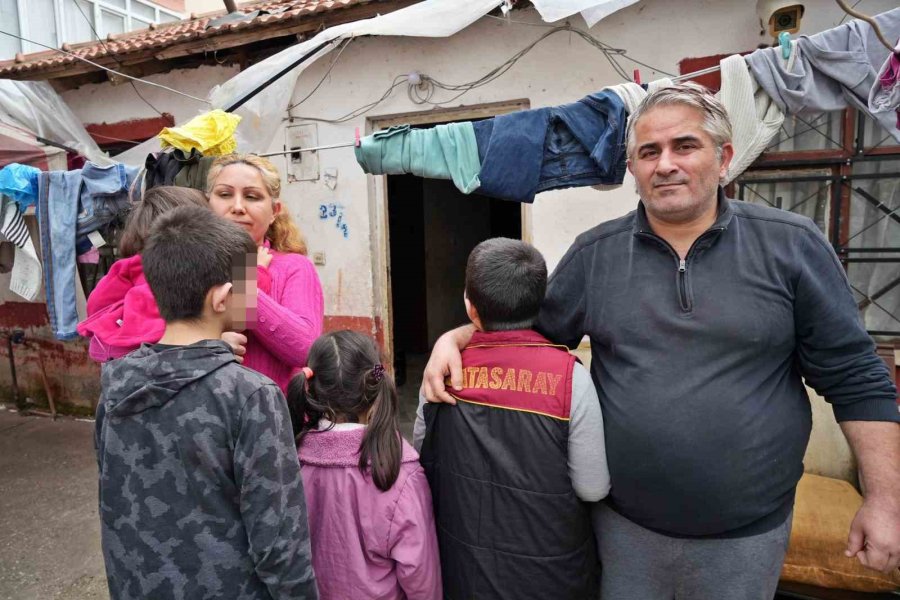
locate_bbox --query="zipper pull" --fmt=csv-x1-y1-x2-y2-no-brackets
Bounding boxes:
679,259,686,273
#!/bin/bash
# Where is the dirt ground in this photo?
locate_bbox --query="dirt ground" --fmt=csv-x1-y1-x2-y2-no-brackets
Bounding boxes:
0,362,424,600
0,406,108,600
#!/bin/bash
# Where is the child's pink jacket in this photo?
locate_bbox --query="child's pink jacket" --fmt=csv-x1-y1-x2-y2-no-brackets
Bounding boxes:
299,425,442,600
76,254,163,362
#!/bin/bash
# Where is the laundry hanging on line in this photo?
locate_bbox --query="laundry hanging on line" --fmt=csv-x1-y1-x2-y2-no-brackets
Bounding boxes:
143,148,216,192
0,163,40,209
747,6,900,142
0,194,42,302
868,39,900,130
37,162,139,341
158,109,242,156
354,122,481,195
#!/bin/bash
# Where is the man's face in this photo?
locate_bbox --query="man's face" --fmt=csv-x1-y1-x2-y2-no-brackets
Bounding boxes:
627,104,732,225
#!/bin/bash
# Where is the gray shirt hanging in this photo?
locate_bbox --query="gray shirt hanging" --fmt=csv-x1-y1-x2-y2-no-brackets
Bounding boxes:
746,7,900,142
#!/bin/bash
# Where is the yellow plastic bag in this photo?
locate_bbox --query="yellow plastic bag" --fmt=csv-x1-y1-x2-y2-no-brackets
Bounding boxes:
158,109,242,156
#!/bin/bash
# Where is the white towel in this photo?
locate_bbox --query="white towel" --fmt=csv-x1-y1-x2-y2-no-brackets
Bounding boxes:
718,54,785,184
0,196,42,302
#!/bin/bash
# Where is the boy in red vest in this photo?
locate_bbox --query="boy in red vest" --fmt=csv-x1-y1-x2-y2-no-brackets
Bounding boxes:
415,237,610,600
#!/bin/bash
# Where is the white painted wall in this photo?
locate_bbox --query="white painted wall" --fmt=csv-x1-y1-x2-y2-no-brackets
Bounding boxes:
62,64,238,126
58,0,900,336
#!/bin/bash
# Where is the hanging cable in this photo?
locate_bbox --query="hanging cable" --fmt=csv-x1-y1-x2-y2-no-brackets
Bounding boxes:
0,29,211,105
88,131,142,145
293,24,658,121
69,0,165,117
286,38,354,112
293,75,408,123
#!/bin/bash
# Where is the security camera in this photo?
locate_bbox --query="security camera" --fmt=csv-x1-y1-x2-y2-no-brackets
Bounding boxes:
756,0,805,37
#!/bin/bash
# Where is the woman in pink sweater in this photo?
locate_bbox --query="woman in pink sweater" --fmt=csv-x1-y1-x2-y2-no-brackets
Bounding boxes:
207,153,324,393
288,330,441,600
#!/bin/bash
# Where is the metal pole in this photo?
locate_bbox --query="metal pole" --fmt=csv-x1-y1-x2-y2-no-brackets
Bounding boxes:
223,0,238,13
6,334,21,410
224,40,333,113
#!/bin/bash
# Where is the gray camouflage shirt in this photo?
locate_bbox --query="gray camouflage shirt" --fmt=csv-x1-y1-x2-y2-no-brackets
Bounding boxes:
95,340,317,600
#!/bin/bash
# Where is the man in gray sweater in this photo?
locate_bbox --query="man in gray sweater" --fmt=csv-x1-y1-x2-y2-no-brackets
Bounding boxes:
422,83,900,599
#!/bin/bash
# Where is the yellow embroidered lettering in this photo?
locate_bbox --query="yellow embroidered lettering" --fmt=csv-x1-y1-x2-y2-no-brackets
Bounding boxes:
465,366,479,389
547,373,562,396
532,371,548,395
517,369,532,393
489,367,504,390
501,368,517,390
475,367,489,389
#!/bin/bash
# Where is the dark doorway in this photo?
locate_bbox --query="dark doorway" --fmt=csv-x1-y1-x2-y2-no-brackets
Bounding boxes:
388,174,521,438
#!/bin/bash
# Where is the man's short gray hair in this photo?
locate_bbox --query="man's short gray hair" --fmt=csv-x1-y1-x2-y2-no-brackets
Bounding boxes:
625,82,733,161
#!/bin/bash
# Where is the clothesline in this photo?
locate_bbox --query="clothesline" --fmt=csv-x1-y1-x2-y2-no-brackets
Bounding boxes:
255,62,727,158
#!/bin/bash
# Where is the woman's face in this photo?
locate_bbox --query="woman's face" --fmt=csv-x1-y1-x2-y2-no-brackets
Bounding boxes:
208,163,281,246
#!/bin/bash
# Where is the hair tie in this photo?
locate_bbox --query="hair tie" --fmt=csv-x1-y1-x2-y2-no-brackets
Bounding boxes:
371,363,385,383
301,366,314,380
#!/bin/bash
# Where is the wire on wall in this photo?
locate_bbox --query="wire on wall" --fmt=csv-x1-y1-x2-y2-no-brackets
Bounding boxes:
292,22,675,122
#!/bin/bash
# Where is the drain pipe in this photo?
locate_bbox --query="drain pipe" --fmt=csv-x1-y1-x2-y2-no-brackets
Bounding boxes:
4,329,25,411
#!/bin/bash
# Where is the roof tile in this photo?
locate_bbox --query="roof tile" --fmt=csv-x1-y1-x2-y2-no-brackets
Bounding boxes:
0,0,368,78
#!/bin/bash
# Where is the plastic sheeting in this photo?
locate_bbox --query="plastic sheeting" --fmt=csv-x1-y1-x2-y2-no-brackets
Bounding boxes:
206,0,505,155
114,0,640,165
0,79,111,165
530,0,640,26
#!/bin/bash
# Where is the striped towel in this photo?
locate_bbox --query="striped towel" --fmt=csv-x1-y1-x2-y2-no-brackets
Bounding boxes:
1,195,30,249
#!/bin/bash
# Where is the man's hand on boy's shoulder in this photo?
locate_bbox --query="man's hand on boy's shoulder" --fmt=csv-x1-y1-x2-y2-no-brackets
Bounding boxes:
222,331,247,363
422,324,477,404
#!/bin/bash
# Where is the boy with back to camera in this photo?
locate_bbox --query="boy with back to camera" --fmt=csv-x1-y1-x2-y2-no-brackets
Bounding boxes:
414,237,610,600
94,205,318,600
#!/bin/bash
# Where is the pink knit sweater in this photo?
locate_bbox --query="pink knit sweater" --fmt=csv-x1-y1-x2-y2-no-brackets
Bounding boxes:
245,250,324,393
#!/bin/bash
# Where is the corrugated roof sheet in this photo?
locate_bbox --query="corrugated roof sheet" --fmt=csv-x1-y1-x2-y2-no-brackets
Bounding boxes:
0,0,373,78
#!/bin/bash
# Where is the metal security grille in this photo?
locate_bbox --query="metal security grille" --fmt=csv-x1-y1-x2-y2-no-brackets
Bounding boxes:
734,109,900,339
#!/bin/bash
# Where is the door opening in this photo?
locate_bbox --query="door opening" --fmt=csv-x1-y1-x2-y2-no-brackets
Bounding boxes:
388,173,521,438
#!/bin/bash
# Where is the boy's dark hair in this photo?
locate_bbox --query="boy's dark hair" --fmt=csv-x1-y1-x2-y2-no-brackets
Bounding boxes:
143,205,256,322
465,237,547,331
287,330,401,492
118,186,208,258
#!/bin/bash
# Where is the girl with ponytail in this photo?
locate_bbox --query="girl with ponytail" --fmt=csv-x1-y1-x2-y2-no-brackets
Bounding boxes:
288,330,441,600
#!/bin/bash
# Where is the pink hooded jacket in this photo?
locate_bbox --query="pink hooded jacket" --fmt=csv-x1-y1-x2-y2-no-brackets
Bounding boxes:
299,425,441,600
77,254,164,361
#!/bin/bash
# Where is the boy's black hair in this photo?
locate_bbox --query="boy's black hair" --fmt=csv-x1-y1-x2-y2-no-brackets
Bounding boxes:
465,237,547,331
143,205,256,322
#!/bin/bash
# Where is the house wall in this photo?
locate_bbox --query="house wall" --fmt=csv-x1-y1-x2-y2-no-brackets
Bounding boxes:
9,0,892,410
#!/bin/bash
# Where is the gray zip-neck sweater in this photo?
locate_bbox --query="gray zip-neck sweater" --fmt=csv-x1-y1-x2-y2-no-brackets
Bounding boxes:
536,190,899,538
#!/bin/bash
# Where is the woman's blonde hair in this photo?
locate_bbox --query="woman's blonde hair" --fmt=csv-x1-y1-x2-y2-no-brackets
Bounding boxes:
207,153,307,255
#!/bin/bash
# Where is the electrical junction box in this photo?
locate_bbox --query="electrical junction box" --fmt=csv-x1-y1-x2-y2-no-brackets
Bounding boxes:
285,123,319,182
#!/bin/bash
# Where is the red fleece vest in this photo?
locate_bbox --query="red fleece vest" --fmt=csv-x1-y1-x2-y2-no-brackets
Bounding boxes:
453,329,575,420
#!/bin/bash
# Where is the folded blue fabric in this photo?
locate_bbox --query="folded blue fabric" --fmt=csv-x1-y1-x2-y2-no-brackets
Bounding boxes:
0,163,41,209
355,121,481,194
473,89,628,203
